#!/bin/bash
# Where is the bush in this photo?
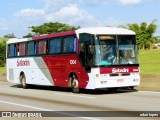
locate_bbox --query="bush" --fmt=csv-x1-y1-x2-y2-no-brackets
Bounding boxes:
0,38,8,67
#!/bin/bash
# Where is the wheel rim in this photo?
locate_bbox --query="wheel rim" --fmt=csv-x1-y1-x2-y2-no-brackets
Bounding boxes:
21,76,27,89
72,79,79,93
22,78,26,87
72,79,78,88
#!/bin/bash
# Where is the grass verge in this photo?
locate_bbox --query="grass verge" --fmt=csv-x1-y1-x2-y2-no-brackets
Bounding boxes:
139,50,160,74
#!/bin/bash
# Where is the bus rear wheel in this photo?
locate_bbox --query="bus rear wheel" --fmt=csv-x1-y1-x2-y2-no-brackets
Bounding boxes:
71,78,79,93
20,74,27,89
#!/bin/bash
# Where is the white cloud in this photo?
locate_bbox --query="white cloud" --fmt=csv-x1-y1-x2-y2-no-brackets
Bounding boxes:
40,0,133,27
13,0,143,37
117,0,143,5
42,0,108,11
46,4,101,27
14,0,136,28
14,8,45,17
14,8,46,28
43,0,74,13
13,1,125,33
79,0,108,6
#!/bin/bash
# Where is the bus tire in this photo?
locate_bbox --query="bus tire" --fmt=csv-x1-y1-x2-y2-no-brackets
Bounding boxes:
71,78,79,93
20,74,27,89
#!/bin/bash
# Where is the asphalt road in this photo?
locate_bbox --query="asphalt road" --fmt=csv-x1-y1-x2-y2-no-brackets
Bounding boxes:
0,81,160,120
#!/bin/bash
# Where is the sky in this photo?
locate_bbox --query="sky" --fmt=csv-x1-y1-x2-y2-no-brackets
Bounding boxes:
0,0,160,38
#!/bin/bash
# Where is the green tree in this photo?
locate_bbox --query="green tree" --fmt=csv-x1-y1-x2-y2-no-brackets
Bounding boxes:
24,22,80,38
3,33,16,38
154,36,160,43
119,20,157,50
23,33,34,38
0,38,8,67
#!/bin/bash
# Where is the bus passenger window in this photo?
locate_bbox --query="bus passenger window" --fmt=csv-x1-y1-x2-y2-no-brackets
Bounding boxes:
49,39,54,54
49,38,61,54
63,36,75,53
17,44,19,56
14,45,17,56
73,37,76,52
38,41,42,54
38,40,47,55
34,42,37,55
27,41,37,56
8,44,16,57
19,43,26,56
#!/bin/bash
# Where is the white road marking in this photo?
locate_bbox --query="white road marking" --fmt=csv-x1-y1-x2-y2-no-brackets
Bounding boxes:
139,91,160,94
54,93,96,99
0,100,51,111
0,100,100,120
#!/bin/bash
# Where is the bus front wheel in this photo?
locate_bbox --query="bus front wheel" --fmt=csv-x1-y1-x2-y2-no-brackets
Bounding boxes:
71,78,79,93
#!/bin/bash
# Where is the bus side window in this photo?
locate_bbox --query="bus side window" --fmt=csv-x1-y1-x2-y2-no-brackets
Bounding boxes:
28,41,37,56
14,44,17,56
19,43,26,56
38,40,47,55
16,44,19,56
38,41,41,54
7,45,10,57
73,37,76,52
8,44,16,57
34,42,37,55
49,39,54,54
55,38,61,53
63,36,75,53
49,38,61,54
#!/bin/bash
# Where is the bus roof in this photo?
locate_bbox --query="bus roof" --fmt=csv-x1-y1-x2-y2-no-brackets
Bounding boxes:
7,27,135,44
7,38,31,44
76,27,135,36
32,31,76,40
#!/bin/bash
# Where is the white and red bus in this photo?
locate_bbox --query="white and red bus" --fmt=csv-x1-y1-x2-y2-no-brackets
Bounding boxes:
6,27,140,93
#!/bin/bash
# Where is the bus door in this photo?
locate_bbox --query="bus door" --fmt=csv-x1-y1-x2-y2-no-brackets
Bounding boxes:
79,33,94,73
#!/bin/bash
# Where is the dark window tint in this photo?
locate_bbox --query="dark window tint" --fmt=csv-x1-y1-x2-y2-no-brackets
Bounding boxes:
27,41,37,55
63,36,76,53
49,38,61,54
8,44,16,57
79,33,92,42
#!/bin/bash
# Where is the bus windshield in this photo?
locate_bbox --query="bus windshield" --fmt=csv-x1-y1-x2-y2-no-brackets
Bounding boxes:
94,35,138,66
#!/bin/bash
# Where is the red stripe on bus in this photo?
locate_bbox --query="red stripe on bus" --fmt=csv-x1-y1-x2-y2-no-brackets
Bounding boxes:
32,31,76,40
100,67,139,74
